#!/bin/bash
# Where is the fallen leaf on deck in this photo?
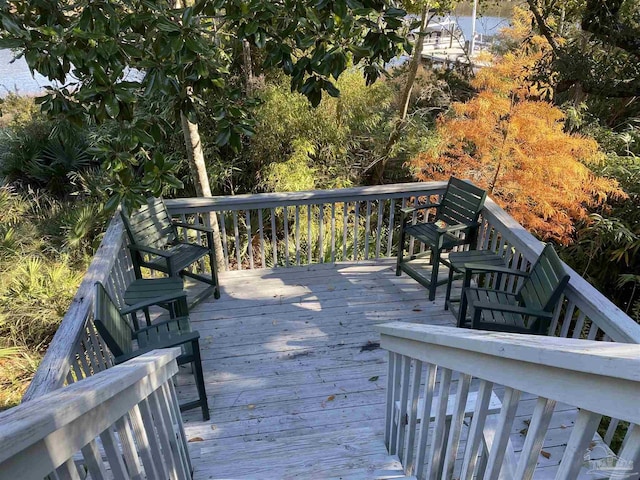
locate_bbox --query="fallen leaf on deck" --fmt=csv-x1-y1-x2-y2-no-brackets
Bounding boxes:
272,320,277,325
540,450,551,459
413,308,422,312
327,286,335,291
369,376,379,382
210,425,217,430
188,437,204,443
247,404,256,410
327,395,335,401
560,424,567,429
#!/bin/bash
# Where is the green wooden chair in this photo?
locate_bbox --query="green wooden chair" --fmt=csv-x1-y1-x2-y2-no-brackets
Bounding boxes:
396,177,487,300
93,282,210,420
460,244,570,335
121,197,220,305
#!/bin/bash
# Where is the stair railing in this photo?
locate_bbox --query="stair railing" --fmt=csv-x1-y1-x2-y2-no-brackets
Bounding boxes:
377,322,640,480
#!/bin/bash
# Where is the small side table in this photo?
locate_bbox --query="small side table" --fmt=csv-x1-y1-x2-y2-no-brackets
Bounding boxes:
124,277,187,330
445,250,508,327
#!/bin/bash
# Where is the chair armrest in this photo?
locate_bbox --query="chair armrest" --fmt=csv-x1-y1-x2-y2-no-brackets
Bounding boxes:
128,243,170,257
120,292,187,316
462,263,529,277
400,203,440,215
173,222,214,234
470,300,553,319
116,331,200,363
439,222,480,234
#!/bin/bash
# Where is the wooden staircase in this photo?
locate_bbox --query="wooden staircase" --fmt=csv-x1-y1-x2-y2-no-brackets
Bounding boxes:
191,426,409,479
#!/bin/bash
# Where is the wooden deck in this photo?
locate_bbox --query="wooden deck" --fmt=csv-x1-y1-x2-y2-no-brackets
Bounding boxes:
175,260,610,479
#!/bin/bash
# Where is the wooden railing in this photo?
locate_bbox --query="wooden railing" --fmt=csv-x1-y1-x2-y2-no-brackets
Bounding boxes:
1,349,192,480
23,182,640,413
22,211,134,401
377,322,640,479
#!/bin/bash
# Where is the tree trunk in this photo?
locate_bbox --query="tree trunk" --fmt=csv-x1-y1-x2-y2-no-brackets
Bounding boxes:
242,39,254,95
371,4,430,184
181,112,226,272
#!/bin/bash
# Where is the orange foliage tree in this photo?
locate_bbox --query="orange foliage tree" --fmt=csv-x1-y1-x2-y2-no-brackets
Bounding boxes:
410,9,624,245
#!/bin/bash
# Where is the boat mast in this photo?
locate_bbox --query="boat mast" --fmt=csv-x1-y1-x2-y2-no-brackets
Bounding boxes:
470,0,478,55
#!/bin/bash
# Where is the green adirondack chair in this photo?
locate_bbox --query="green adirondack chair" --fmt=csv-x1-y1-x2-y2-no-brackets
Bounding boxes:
460,244,570,335
93,282,210,420
396,177,487,300
121,197,220,305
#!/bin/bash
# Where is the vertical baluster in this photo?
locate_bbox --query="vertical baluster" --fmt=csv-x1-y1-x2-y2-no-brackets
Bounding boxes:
100,426,129,480
114,415,144,479
87,322,108,371
514,397,556,479
220,211,229,270
246,210,254,270
137,398,169,478
385,352,397,449
556,409,602,480
442,373,472,479
283,207,289,267
572,311,586,339
375,200,383,258
319,203,324,262
353,201,360,260
80,336,99,376
416,364,438,478
166,382,193,476
233,211,242,270
425,367,453,480
389,352,402,454
404,359,423,475
295,205,301,265
559,301,576,338
258,208,266,268
194,214,206,272
387,198,396,258
364,200,371,260
586,319,599,340
343,202,349,261
330,203,336,263
80,439,109,480
270,208,278,267
604,418,621,446
129,405,159,478
149,388,187,480
483,387,521,480
460,380,494,480
409,197,418,255
617,424,640,473
307,204,313,265
395,355,411,461
55,458,82,480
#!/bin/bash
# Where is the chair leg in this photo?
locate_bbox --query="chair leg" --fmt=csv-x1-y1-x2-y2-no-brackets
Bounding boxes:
444,265,455,311
206,232,221,299
191,339,210,421
428,248,441,301
144,307,152,326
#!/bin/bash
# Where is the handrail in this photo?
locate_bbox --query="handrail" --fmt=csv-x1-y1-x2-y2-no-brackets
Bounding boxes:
23,211,133,401
1,349,192,480
377,322,640,478
163,182,448,212
481,197,640,344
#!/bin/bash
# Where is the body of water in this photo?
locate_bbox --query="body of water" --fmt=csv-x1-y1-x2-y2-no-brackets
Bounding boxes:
0,15,508,97
0,49,54,97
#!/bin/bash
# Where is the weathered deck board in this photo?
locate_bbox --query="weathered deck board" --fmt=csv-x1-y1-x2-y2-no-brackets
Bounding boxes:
177,260,600,479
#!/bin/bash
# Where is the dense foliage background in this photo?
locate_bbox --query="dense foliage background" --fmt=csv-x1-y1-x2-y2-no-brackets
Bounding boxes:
0,0,638,408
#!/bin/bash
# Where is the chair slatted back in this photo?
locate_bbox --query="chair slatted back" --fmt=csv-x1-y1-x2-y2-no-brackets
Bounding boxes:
94,282,135,357
437,177,487,226
121,198,178,250
518,244,570,312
